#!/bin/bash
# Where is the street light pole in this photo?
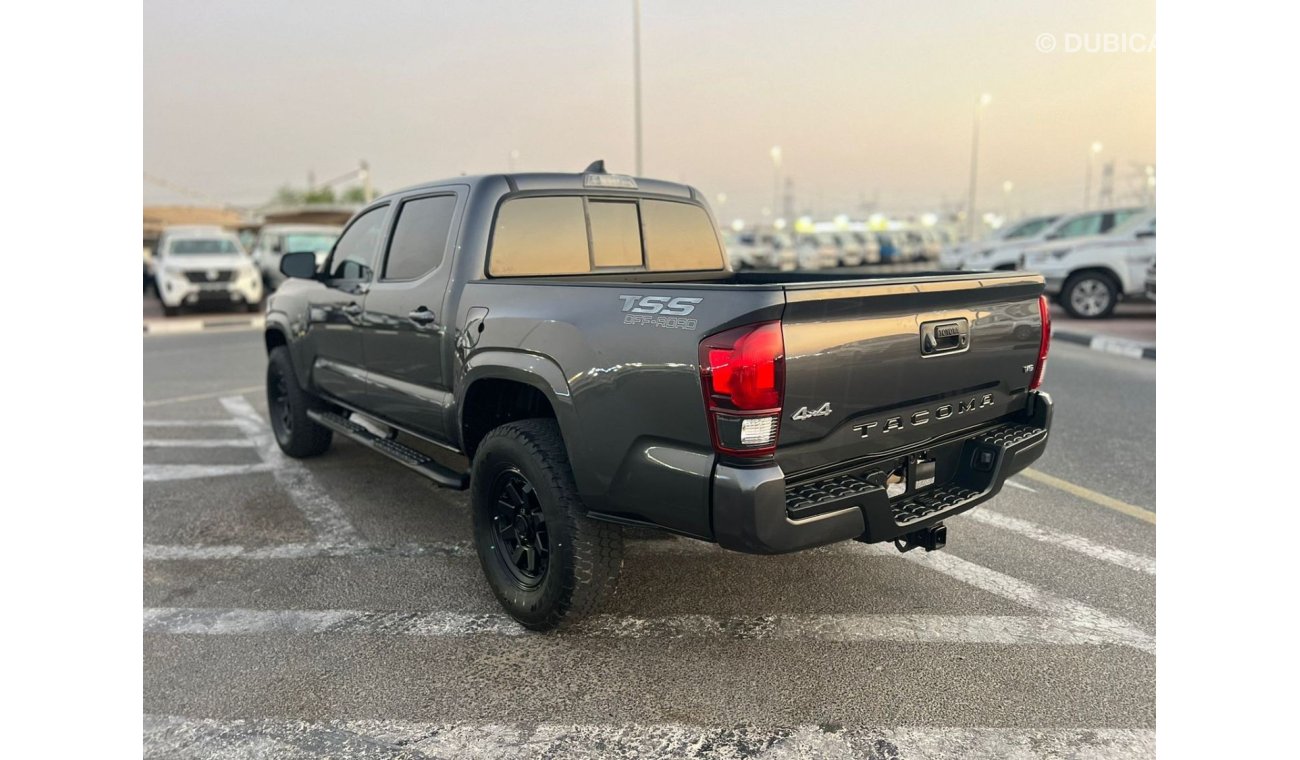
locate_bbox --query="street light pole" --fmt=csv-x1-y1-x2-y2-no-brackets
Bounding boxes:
633,0,643,176
770,146,782,222
966,93,991,238
1085,141,1103,210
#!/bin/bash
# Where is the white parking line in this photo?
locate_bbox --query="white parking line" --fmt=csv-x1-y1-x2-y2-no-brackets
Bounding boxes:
219,396,363,548
142,532,1155,652
875,544,1155,653
144,439,256,448
144,463,276,482
1005,478,1037,493
143,541,470,561
143,714,1155,759
143,420,241,428
142,607,1135,648
961,509,1155,575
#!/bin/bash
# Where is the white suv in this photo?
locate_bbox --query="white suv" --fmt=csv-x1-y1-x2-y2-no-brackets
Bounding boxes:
154,228,263,316
961,208,1145,271
1021,212,1156,319
939,214,1059,269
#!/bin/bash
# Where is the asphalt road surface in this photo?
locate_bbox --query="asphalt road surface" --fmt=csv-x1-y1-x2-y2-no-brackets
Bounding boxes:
143,327,1156,759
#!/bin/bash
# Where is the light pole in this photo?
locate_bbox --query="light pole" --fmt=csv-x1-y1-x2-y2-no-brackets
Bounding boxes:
966,93,992,238
632,0,643,176
770,145,782,223
1084,141,1103,209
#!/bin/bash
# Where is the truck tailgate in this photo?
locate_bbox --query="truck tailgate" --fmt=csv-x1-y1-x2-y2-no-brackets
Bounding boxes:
776,273,1046,477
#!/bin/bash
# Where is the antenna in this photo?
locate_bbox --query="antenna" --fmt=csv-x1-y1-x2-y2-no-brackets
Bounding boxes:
584,160,607,174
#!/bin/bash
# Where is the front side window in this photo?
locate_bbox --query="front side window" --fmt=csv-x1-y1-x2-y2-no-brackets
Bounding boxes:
329,206,388,280
384,195,458,280
1111,209,1143,228
1054,214,1104,239
1006,217,1057,239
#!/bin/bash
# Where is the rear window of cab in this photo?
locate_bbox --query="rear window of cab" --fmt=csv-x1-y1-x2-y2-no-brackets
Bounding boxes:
488,195,724,276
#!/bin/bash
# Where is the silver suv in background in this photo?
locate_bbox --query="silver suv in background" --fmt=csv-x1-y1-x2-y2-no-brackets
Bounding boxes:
250,224,342,290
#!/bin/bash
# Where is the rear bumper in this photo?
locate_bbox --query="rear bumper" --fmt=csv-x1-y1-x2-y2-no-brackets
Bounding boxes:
711,391,1053,554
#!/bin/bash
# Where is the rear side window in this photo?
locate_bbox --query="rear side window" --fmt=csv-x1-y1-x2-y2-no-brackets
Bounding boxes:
489,196,589,276
640,200,724,272
384,195,457,280
489,195,723,276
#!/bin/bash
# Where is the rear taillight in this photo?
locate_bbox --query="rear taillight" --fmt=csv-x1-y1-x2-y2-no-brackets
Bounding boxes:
1029,295,1051,390
698,321,785,457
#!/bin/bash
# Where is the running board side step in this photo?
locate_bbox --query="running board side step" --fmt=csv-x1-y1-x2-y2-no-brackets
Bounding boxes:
308,410,469,490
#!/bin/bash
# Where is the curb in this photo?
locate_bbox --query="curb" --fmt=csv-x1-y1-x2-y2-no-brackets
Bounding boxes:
144,316,265,336
1053,329,1155,361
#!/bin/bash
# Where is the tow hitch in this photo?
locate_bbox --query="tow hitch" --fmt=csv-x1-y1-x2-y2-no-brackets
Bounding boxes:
895,523,947,553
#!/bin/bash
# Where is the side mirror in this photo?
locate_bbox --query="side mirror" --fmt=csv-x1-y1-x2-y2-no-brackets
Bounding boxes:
280,251,319,280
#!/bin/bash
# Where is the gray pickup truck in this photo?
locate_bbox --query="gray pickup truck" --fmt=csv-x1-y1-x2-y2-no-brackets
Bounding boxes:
264,163,1053,630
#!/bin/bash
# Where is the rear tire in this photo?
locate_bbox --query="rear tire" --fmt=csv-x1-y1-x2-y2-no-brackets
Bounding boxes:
471,419,623,631
266,346,333,457
1062,272,1119,319
163,305,179,317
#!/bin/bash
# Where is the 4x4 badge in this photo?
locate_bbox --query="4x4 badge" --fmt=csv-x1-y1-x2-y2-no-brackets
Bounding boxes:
791,403,832,421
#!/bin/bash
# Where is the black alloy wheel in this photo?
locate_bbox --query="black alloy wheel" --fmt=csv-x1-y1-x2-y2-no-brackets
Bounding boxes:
267,361,294,443
489,468,550,588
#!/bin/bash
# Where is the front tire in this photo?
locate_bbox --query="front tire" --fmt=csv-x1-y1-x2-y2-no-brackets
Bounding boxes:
471,419,623,631
1062,272,1119,319
266,346,333,457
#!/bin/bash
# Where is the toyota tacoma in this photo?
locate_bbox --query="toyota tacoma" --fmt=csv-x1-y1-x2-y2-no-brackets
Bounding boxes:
263,163,1053,630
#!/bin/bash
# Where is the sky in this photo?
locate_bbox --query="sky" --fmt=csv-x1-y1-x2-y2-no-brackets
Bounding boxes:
144,0,1155,221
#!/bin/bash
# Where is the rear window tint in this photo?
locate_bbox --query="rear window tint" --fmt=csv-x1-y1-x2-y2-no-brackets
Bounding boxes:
489,195,724,276
589,200,643,268
489,196,589,276
640,200,724,271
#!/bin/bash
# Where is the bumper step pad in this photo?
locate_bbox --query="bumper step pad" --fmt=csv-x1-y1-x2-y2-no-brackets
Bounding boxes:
781,416,1049,542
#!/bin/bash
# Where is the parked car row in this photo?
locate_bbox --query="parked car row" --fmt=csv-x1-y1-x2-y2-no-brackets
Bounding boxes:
723,225,952,271
148,223,342,317
940,206,1157,319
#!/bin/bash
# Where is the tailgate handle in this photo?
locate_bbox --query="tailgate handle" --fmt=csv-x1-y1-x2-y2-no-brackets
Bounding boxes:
920,318,970,356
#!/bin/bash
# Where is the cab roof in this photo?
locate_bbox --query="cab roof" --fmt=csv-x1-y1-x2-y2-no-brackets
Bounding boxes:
379,166,697,203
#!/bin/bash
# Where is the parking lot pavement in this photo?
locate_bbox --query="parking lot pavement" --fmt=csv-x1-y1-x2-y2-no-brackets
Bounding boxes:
143,329,1155,759
1051,302,1156,351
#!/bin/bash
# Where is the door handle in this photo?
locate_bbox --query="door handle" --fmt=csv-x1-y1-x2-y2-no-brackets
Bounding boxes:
408,307,437,325
343,302,363,316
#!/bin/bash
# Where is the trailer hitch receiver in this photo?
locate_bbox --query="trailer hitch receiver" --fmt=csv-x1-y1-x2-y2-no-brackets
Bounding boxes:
895,523,947,553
